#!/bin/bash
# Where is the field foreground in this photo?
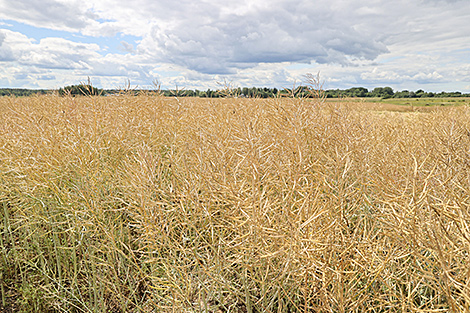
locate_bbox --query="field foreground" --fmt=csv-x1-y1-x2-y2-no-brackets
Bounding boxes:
1,95,470,312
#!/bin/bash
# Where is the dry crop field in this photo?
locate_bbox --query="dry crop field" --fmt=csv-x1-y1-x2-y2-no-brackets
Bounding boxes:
1,93,470,312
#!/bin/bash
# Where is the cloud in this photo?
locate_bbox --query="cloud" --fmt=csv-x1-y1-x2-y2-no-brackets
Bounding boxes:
0,31,14,61
1,0,392,74
21,37,101,70
38,74,56,80
360,68,445,85
120,41,135,53
0,29,32,61
134,0,390,74
0,0,94,31
0,29,151,87
1,0,470,90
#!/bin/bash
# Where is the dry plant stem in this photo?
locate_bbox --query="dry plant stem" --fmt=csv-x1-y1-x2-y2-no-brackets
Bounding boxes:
0,93,470,312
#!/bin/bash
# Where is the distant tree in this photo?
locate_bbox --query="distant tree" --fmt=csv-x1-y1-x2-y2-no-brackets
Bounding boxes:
415,89,426,98
346,87,368,97
371,87,382,97
241,87,249,97
382,87,394,98
449,91,462,97
371,87,394,98
394,90,410,98
59,84,101,96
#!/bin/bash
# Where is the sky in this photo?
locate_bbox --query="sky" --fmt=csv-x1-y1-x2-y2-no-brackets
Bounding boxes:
0,0,469,92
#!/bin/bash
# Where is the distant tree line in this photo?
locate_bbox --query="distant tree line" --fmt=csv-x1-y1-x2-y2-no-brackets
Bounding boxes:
160,87,281,98
112,86,470,99
0,88,50,97
1,86,469,99
158,86,469,99
324,87,467,99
